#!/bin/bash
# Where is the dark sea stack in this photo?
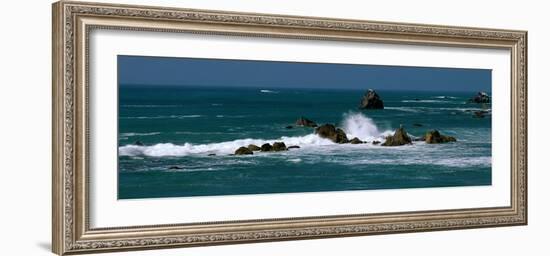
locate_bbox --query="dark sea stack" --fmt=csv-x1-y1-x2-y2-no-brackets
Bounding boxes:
349,137,363,144
372,140,381,145
207,153,216,156
315,124,349,144
260,143,273,152
424,130,457,144
287,145,301,149
295,116,318,127
381,125,412,146
469,91,491,103
247,144,261,151
272,142,288,151
359,89,384,109
235,147,254,155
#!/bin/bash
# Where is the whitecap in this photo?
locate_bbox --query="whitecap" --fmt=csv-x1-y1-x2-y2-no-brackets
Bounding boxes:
401,100,448,103
287,158,302,163
384,107,421,113
120,132,161,137
260,89,278,94
121,115,202,120
121,104,181,108
433,96,458,99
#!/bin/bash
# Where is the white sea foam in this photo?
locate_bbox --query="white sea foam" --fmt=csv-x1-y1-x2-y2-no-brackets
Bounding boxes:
385,106,491,113
260,89,278,93
288,158,302,163
341,112,393,141
120,132,161,137
401,100,448,103
384,107,421,113
433,156,491,167
433,96,458,99
121,115,202,120
119,134,335,157
121,104,182,108
119,112,401,157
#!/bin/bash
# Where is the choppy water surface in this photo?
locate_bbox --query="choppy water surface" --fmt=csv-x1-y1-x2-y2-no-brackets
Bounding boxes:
118,86,491,199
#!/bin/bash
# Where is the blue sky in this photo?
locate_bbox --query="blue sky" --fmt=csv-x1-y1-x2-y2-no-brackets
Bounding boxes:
118,55,491,92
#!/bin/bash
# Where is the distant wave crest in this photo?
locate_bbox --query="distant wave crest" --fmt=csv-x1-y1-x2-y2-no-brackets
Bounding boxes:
260,89,278,94
120,115,202,120
120,132,161,137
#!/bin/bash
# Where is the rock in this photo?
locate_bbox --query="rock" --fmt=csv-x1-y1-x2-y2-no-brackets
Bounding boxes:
372,140,381,145
381,125,412,146
287,145,301,149
349,137,363,144
295,116,318,127
285,125,294,129
359,89,384,109
315,124,349,143
272,142,288,151
207,153,216,156
260,143,273,152
413,123,423,127
235,146,253,155
168,166,183,170
134,141,144,146
424,130,456,144
469,91,490,103
473,111,488,118
247,144,261,151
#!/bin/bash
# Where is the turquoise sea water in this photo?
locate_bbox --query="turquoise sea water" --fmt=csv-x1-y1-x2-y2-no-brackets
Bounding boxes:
118,86,491,199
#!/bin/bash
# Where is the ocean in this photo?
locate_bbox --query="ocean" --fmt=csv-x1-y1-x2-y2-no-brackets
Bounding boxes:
118,86,491,199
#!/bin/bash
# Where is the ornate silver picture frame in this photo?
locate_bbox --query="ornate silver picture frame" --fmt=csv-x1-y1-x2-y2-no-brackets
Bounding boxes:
52,1,527,255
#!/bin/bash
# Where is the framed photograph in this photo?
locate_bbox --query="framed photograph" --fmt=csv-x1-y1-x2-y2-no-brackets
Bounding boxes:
52,1,527,255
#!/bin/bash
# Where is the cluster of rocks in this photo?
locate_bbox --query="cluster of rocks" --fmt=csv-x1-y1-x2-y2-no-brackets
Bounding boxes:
382,126,456,146
232,88,466,155
235,124,457,155
235,142,301,155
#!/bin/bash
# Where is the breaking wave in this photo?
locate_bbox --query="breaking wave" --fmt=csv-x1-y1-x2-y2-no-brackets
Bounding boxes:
119,134,335,157
341,112,393,141
119,112,394,157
